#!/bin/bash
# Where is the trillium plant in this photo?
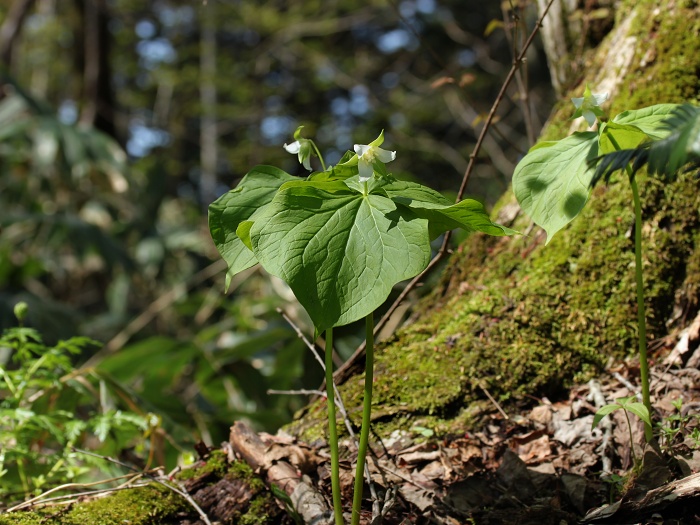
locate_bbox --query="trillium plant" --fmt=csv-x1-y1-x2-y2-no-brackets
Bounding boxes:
513,85,698,443
209,127,512,525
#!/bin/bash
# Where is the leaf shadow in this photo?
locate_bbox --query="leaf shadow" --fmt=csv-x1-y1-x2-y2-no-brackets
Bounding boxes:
563,191,588,220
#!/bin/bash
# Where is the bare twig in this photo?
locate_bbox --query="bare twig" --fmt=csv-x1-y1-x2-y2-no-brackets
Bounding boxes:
480,384,509,420
268,388,325,397
613,371,641,396
5,473,147,513
333,0,557,386
71,448,213,525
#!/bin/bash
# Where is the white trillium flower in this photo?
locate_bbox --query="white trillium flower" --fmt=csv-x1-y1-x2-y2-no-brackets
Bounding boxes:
571,85,609,127
283,141,301,154
283,139,312,170
353,143,396,182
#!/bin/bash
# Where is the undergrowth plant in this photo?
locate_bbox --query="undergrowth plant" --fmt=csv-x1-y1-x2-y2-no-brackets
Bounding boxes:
0,302,159,502
209,128,513,525
513,86,700,442
656,397,700,455
592,396,652,466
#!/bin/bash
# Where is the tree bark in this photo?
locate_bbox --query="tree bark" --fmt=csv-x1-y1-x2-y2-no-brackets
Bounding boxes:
199,2,219,209
0,0,36,70
79,0,116,139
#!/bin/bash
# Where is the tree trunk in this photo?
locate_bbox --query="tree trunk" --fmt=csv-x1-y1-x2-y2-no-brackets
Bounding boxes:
0,0,36,69
79,0,116,139
199,1,219,209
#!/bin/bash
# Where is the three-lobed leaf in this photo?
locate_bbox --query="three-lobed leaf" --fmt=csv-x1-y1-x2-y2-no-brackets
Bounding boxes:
513,104,685,244
216,173,511,332
246,178,432,332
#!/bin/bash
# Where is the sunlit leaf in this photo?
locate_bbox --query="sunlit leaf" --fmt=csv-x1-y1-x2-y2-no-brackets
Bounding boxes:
209,166,296,289
612,104,680,139
247,178,431,332
513,132,599,243
593,104,700,183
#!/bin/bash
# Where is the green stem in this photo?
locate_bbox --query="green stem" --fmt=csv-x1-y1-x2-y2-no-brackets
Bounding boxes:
623,408,639,466
310,140,327,172
608,129,653,443
351,314,374,525
325,328,344,525
629,175,653,442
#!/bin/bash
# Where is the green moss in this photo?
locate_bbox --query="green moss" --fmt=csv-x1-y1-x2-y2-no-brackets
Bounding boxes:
177,449,230,481
288,0,700,443
0,486,187,525
614,2,700,110
0,451,279,525
239,494,277,525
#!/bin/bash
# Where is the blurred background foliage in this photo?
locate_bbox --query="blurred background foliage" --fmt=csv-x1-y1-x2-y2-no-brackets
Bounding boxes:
0,0,556,468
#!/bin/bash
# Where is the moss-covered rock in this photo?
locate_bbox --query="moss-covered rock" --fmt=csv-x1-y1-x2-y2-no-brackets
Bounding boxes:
287,0,700,441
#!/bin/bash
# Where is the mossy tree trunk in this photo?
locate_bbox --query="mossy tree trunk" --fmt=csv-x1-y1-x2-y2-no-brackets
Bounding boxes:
288,0,700,441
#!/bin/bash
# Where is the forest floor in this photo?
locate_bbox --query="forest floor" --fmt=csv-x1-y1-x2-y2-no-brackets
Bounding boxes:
175,321,700,525
5,329,700,525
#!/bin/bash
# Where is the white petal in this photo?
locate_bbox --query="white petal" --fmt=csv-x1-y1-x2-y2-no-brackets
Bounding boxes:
593,92,609,105
354,144,370,157
375,147,396,163
583,110,597,127
571,97,584,108
284,141,301,154
358,159,374,181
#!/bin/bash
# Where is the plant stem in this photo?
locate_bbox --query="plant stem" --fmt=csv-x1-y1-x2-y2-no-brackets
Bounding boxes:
629,174,653,441
623,408,639,466
352,314,374,525
310,140,327,172
325,328,344,525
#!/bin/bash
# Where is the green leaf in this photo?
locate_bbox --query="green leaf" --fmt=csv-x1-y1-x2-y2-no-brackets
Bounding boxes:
592,403,621,429
623,402,652,427
209,166,296,289
248,180,431,332
528,140,560,152
594,104,700,183
92,414,112,443
598,121,650,155
382,180,514,239
513,131,599,243
612,104,680,139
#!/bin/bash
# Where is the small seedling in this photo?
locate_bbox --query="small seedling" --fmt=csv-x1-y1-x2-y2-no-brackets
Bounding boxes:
592,396,652,466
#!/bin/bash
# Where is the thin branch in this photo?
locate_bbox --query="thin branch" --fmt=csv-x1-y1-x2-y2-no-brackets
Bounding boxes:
334,0,557,386
268,388,325,397
70,448,212,525
5,473,146,513
480,384,509,420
